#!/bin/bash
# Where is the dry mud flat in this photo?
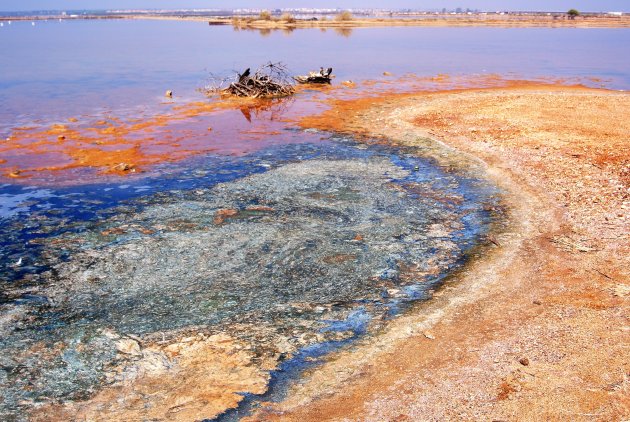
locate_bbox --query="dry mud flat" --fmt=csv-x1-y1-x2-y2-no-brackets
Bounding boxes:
244,85,630,420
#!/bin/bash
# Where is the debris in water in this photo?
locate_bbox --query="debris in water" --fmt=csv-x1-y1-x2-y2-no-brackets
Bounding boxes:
206,62,295,98
294,67,334,84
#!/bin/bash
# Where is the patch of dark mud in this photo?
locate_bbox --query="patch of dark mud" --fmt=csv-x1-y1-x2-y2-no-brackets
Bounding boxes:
0,136,503,419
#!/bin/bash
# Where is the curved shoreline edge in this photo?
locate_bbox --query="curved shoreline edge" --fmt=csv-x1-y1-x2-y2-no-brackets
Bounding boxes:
243,85,630,420
17,83,628,421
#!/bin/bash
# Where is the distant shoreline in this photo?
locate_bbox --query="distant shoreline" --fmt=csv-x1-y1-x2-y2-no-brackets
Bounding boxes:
2,13,630,28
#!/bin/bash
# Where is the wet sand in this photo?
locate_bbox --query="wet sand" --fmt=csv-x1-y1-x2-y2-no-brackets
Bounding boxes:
242,84,630,420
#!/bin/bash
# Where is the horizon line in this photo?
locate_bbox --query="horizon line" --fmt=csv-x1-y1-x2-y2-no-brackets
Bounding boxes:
1,8,628,14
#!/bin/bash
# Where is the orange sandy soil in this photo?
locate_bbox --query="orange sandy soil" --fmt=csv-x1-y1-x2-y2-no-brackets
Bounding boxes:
0,96,301,183
32,333,275,422
237,84,630,420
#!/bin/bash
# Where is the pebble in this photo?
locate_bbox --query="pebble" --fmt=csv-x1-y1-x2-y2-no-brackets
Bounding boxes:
115,338,142,356
519,357,530,366
423,331,435,340
112,163,135,172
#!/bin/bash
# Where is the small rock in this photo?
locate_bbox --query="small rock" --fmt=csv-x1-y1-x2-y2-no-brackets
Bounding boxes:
213,208,239,225
101,328,119,339
518,357,530,366
533,299,542,305
112,162,135,172
165,90,173,98
386,288,401,296
57,135,66,141
141,350,172,374
383,71,393,76
246,205,275,212
115,338,142,356
380,269,399,280
423,331,435,340
486,234,500,246
612,284,630,297
100,227,127,236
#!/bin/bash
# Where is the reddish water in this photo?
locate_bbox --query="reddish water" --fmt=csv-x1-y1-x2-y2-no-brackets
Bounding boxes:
2,20,629,184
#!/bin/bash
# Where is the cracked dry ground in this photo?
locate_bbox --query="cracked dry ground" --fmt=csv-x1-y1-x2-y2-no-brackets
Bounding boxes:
246,84,630,421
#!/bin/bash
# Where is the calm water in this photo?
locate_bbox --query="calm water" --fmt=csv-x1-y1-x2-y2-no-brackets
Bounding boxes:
1,20,629,133
0,19,628,420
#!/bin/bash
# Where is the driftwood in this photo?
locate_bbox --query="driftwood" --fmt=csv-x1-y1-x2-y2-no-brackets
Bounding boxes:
207,63,295,98
294,67,334,84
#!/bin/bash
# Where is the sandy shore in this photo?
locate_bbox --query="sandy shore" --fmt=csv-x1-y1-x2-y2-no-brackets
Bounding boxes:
240,84,630,420
228,15,630,29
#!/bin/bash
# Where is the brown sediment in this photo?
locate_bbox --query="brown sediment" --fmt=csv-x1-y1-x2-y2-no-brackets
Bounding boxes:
242,82,630,420
0,96,305,183
32,333,273,422
2,73,607,185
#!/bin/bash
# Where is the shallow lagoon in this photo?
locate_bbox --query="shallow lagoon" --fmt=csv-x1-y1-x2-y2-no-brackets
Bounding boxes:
1,20,629,133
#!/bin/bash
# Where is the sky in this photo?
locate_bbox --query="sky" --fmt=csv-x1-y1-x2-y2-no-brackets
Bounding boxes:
0,1,628,12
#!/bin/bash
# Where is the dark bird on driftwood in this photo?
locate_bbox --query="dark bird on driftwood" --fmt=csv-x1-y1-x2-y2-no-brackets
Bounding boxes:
238,68,251,83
